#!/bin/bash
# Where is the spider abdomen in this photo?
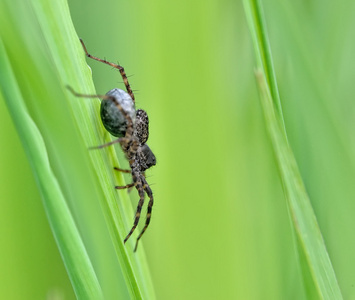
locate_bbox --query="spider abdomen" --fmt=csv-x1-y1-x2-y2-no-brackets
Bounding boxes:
100,88,136,137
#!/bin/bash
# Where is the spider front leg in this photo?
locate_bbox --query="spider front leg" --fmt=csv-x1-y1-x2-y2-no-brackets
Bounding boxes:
114,167,131,173
134,176,154,252
114,167,135,191
115,183,134,190
124,169,145,244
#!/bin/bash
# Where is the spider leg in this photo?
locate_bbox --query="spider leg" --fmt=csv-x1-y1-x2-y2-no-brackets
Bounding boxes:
88,138,122,149
114,167,131,173
115,183,134,190
124,169,145,243
114,168,135,192
79,39,135,103
134,176,154,252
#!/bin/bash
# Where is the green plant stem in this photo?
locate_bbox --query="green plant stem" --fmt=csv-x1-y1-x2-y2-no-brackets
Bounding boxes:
244,0,343,298
0,38,103,300
0,0,156,298
243,0,285,131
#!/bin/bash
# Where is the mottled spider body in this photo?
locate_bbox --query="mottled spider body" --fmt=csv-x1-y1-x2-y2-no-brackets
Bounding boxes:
68,39,156,251
100,88,156,171
100,88,135,138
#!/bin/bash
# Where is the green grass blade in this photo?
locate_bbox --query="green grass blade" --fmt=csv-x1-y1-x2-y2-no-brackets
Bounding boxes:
255,71,342,299
244,0,343,298
0,38,103,300
243,0,284,129
0,0,155,298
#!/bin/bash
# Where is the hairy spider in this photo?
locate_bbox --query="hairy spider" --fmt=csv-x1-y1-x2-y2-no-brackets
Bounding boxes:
68,39,156,252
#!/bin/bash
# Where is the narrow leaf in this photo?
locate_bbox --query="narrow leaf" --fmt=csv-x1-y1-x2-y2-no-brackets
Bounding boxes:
244,0,343,298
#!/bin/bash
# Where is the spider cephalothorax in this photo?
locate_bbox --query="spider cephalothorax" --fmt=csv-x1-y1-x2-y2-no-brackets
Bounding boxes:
68,39,156,251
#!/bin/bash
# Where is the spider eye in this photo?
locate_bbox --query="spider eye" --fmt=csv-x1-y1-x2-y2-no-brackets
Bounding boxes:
141,144,156,168
148,153,157,167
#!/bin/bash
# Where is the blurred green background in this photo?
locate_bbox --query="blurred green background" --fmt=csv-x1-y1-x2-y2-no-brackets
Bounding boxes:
1,0,355,299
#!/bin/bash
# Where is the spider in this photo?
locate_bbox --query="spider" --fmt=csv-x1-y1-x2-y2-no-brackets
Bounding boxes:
68,39,156,252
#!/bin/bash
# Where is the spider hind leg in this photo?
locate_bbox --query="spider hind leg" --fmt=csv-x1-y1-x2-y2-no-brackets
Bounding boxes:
79,39,135,103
